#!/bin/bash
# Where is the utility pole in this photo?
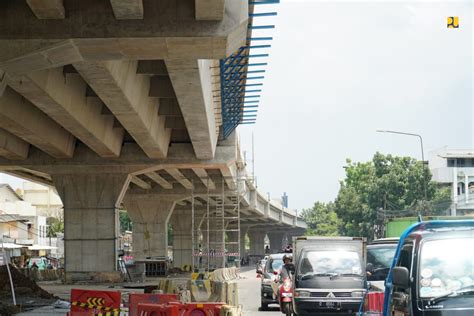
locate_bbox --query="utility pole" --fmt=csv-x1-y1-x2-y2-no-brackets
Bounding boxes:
377,130,428,216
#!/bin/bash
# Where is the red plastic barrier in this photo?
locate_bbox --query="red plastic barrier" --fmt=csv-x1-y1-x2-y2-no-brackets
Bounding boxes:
137,303,179,316
129,294,179,316
180,302,225,316
366,292,384,312
70,289,121,316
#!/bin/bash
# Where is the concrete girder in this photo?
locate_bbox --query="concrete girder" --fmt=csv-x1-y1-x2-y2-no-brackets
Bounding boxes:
137,60,168,76
7,68,125,158
0,1,249,73
144,171,173,189
0,129,29,160
73,60,172,159
165,168,194,190
149,76,176,98
2,169,53,187
195,0,225,21
0,86,76,159
26,0,65,19
110,0,143,20
192,168,216,190
220,164,236,190
165,117,186,130
166,59,217,160
130,175,151,190
0,141,237,175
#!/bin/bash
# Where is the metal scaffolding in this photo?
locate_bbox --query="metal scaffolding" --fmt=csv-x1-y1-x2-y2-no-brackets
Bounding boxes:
191,175,243,271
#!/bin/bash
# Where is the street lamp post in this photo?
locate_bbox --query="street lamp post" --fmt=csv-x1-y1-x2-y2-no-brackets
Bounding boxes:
376,130,428,213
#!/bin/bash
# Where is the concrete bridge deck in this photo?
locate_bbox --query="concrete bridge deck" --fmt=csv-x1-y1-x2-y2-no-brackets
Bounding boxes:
0,0,305,281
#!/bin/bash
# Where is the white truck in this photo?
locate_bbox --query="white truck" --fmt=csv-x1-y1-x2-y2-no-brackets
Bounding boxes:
292,236,367,315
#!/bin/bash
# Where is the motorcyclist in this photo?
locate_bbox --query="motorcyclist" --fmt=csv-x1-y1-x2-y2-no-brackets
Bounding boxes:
280,254,295,279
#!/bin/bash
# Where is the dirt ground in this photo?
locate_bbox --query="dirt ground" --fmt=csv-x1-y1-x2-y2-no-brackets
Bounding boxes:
0,265,57,315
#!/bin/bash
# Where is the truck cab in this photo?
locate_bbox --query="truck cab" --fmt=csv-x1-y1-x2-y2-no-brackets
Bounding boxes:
384,220,474,316
293,236,367,315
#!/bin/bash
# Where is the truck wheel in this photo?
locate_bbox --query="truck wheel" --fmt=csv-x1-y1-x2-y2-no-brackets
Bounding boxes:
260,301,268,311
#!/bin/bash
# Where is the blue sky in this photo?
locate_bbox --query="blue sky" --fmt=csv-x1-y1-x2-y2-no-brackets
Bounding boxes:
238,0,473,210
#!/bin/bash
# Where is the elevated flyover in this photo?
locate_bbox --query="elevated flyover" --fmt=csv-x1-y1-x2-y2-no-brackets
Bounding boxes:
0,0,305,280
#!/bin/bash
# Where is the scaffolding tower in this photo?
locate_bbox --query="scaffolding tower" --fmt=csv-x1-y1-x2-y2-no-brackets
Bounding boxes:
191,174,244,271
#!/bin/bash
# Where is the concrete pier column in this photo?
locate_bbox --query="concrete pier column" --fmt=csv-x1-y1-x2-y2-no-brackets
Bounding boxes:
226,231,239,254
267,232,285,254
123,195,176,261
240,228,248,258
52,173,130,282
248,230,266,257
170,209,192,268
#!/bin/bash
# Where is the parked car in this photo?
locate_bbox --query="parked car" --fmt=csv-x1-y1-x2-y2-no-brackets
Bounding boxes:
384,220,474,316
259,253,285,310
366,237,399,289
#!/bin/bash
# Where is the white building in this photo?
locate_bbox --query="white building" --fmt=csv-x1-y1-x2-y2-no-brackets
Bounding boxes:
22,182,63,217
429,147,474,216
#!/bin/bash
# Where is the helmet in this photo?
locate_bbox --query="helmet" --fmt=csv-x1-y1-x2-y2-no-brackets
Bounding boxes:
283,254,292,262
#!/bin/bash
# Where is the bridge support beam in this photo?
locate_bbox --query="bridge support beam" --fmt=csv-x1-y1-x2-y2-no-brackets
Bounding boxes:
170,209,193,268
267,232,285,254
52,173,130,283
248,230,266,257
123,195,176,261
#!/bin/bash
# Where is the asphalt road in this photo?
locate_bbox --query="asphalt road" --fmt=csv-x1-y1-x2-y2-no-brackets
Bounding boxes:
238,267,283,316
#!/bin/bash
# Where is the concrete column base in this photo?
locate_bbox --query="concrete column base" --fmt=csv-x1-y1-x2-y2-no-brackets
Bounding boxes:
65,271,123,284
123,195,176,261
248,230,266,257
267,232,285,254
170,209,192,268
52,173,129,282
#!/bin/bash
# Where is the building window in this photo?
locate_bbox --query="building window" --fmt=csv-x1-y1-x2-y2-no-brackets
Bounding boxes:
458,182,465,195
447,159,455,167
457,158,466,167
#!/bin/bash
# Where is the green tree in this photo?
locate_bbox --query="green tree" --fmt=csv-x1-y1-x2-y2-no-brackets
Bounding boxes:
302,202,340,236
119,209,132,233
334,152,451,239
46,216,64,238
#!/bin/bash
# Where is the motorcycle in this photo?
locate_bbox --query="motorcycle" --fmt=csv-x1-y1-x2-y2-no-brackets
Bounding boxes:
279,276,294,316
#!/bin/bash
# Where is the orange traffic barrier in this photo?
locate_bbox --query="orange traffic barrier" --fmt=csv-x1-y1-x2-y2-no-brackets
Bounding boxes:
70,289,121,316
137,303,179,316
129,293,179,316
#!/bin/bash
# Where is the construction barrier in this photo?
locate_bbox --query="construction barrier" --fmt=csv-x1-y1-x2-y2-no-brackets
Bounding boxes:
206,281,239,306
182,302,225,316
128,293,179,316
158,279,176,293
137,303,179,316
191,271,210,280
218,305,243,316
210,268,239,281
69,289,121,316
188,279,212,302
365,291,384,313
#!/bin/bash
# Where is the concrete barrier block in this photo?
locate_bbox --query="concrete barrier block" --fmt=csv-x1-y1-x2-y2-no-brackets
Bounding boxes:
219,305,243,316
188,279,212,302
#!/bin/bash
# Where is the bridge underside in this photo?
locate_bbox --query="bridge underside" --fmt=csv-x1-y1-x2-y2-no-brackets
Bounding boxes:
0,0,305,281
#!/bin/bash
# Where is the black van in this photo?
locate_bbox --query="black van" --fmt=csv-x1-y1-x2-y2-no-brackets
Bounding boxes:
385,220,474,316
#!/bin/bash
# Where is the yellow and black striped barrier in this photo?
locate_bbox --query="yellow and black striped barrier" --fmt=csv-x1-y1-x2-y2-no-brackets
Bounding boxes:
71,301,120,316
